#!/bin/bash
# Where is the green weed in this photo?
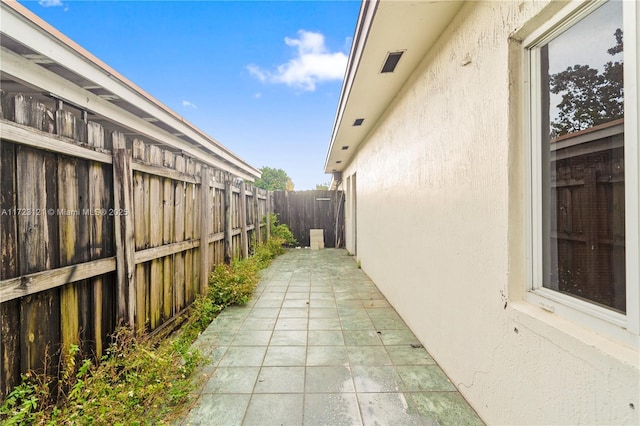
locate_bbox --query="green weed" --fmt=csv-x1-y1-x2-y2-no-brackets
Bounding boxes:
0,235,290,425
268,213,297,247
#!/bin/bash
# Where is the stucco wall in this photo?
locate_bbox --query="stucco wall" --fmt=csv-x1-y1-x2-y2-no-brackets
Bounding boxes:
340,1,639,424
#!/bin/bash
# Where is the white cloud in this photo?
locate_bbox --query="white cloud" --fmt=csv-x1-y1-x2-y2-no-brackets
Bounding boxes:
38,0,64,7
343,36,354,53
247,30,348,92
182,100,197,109
254,93,262,99
247,65,268,82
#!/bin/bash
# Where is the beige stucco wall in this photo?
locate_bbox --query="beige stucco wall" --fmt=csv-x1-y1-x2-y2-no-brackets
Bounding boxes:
339,1,639,424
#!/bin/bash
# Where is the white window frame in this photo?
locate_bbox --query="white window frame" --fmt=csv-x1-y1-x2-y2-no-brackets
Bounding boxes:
523,0,639,348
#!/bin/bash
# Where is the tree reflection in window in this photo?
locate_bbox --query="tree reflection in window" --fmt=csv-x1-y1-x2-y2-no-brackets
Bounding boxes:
549,28,623,137
540,0,625,313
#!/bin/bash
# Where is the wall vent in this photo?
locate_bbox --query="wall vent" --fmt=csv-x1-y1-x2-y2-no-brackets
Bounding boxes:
381,51,404,73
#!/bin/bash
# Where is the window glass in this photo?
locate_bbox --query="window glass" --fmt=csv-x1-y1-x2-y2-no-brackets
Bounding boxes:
539,1,625,312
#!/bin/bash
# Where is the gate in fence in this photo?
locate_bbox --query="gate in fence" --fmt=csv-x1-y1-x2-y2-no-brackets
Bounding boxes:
273,190,345,248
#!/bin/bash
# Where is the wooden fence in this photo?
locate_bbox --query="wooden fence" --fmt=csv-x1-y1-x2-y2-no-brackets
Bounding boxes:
273,190,344,248
0,93,271,398
549,119,625,312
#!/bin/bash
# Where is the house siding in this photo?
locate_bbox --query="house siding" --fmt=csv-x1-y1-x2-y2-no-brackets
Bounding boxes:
339,1,639,424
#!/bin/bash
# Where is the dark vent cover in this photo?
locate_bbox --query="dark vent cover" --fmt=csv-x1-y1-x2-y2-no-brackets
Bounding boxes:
381,51,404,73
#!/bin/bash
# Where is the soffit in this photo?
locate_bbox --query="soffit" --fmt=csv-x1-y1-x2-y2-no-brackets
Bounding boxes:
325,0,464,173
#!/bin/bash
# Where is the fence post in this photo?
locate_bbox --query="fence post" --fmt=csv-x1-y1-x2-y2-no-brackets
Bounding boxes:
200,167,210,294
253,187,261,245
112,131,136,329
239,182,249,259
224,179,233,263
266,192,271,240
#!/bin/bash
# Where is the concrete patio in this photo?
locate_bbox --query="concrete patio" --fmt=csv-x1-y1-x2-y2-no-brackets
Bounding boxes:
178,249,484,425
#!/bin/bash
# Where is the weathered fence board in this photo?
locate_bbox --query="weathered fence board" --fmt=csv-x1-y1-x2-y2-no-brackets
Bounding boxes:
0,121,113,164
0,259,116,302
174,157,186,312
16,145,62,383
133,139,149,331
149,146,163,329
0,92,271,399
184,160,195,307
58,156,81,355
87,124,114,358
224,181,233,263
162,155,175,320
0,139,20,397
200,168,211,294
273,190,345,248
112,133,136,328
240,185,249,258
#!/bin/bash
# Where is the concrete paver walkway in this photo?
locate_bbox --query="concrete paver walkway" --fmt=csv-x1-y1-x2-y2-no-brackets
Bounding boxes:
179,249,484,426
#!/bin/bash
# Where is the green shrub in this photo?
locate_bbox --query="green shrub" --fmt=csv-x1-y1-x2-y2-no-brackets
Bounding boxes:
1,235,288,425
208,261,257,307
0,376,43,425
208,234,288,307
186,296,223,340
0,328,199,425
252,237,285,268
268,213,297,247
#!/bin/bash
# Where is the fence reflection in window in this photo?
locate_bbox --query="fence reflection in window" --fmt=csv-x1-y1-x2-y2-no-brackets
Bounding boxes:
539,1,625,313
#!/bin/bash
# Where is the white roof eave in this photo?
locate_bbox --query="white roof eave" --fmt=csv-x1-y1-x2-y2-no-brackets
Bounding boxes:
325,0,464,174
0,0,261,180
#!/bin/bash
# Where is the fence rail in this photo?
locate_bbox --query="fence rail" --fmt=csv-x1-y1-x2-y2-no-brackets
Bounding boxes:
0,92,271,398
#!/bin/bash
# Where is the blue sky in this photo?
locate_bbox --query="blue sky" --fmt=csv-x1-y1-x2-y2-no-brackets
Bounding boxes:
19,0,361,190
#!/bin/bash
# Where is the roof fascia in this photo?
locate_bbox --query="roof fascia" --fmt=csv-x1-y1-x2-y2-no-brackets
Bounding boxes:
1,0,260,179
324,0,379,172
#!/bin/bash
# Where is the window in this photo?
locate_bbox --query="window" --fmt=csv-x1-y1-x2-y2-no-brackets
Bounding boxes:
525,0,639,344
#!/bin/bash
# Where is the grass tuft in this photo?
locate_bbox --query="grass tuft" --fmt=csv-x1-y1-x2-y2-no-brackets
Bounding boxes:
0,231,290,425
